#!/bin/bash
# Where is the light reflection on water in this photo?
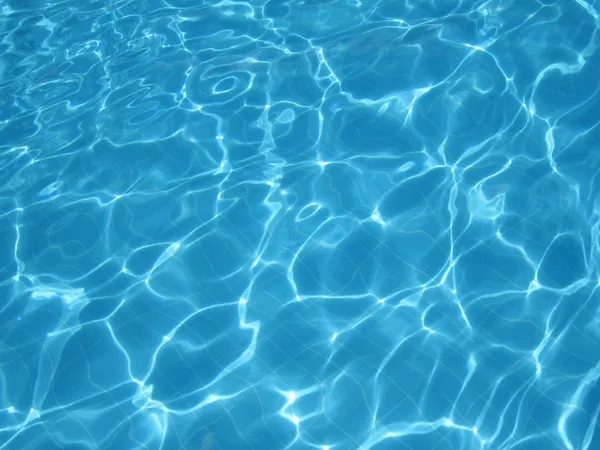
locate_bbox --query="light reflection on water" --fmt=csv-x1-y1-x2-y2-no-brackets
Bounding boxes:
1,0,600,449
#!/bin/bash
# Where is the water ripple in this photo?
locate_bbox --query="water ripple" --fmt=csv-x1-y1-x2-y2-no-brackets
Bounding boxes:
1,0,600,449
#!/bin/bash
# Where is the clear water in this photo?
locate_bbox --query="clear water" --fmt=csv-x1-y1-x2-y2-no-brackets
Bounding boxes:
1,1,600,449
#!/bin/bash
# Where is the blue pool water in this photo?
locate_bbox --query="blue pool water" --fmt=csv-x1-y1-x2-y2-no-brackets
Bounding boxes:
1,0,600,449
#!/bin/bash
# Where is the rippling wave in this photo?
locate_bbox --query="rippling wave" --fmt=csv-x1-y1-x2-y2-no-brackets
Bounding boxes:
1,0,600,449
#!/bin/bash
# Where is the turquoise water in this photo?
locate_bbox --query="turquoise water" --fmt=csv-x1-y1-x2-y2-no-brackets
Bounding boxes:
1,0,600,449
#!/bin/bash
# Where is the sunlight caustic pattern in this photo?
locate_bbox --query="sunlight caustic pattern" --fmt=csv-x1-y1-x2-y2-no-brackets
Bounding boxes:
1,0,600,449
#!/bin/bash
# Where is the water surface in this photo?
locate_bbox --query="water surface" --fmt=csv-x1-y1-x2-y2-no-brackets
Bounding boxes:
1,1,600,449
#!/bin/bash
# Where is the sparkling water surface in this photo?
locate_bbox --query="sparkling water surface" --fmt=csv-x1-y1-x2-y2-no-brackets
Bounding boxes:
2,0,600,449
